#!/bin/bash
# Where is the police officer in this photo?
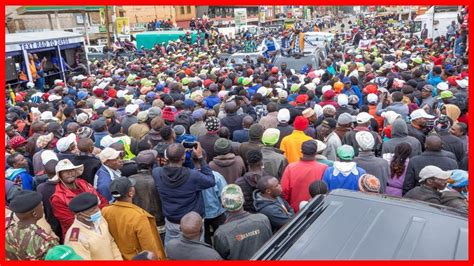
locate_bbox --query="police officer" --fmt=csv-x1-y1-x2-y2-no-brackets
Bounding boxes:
64,192,123,260
6,190,59,260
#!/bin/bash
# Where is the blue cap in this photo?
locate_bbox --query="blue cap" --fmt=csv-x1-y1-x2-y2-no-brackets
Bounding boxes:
184,99,196,109
342,77,351,84
30,95,42,103
155,83,164,91
146,91,156,99
78,91,88,100
68,87,77,95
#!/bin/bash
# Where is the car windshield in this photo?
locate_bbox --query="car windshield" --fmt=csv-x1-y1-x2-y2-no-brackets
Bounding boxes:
228,53,260,64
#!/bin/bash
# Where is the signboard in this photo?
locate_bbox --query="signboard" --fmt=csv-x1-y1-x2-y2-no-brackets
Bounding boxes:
7,37,85,53
305,8,311,20
116,17,130,35
234,8,248,26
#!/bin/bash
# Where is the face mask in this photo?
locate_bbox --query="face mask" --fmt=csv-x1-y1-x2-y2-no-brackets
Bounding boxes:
87,210,102,223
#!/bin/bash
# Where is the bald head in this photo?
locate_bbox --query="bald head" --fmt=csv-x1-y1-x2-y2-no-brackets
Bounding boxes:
242,115,254,128
180,211,203,240
77,138,94,153
425,135,443,152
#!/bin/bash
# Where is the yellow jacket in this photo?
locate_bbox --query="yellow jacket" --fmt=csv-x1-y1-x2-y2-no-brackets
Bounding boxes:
280,130,313,164
64,218,123,260
102,201,166,260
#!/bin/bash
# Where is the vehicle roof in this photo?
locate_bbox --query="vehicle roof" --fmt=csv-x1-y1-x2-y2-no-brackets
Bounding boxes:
6,31,83,44
252,190,468,260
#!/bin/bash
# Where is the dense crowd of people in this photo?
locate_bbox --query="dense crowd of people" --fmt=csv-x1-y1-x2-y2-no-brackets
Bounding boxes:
5,7,469,261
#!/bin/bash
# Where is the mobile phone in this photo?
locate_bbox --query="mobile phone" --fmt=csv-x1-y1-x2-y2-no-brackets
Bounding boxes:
183,141,198,149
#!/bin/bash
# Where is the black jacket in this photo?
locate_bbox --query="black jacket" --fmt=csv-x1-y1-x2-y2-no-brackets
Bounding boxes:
402,151,458,195
71,153,102,185
253,191,294,232
235,171,265,213
221,113,244,139
437,130,464,163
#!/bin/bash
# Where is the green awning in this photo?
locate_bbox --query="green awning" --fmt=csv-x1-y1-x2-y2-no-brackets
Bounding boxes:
17,6,104,15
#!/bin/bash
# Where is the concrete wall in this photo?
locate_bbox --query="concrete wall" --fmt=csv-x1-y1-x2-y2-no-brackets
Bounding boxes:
122,6,176,23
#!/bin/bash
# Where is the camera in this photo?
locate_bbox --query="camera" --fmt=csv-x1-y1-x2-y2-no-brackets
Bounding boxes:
182,141,198,149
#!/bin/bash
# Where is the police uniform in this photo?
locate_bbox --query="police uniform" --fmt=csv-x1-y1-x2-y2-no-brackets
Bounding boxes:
5,191,59,260
64,192,123,260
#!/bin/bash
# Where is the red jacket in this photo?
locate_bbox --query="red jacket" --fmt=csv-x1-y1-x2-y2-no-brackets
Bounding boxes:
281,160,328,213
50,178,108,240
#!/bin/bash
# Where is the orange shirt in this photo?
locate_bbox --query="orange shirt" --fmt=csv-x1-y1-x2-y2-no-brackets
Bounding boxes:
280,130,313,164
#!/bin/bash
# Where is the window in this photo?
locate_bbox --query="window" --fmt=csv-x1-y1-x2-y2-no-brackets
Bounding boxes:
75,14,84,25
180,6,185,15
187,6,191,14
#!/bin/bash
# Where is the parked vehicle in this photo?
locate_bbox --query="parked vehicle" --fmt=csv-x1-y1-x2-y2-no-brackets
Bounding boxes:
413,6,460,39
252,189,468,260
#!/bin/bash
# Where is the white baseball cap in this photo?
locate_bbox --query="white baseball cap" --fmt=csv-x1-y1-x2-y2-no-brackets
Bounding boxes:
367,93,378,104
455,79,468,89
437,82,449,91
99,147,123,164
277,108,290,123
125,104,139,115
419,165,452,183
356,112,373,124
410,109,434,121
337,94,348,106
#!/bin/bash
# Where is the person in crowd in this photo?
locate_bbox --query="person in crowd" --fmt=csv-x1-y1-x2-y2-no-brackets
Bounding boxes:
64,192,122,260
166,211,222,260
152,143,215,246
322,145,366,192
253,175,295,232
94,147,124,202
214,184,273,260
281,140,328,212
260,128,288,179
354,131,389,193
235,149,267,213
386,143,412,197
74,138,102,185
298,180,329,210
280,116,313,163
102,178,166,260
320,118,341,161
210,138,246,184
6,190,59,260
382,118,422,158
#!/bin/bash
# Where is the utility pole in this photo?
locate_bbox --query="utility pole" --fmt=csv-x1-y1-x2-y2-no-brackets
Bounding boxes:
105,5,111,48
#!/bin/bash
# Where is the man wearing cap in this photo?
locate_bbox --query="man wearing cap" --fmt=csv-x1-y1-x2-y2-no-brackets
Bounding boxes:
214,184,272,260
319,118,341,162
198,117,221,163
322,145,366,192
382,118,422,158
239,124,265,167
402,135,458,195
56,133,78,161
153,143,216,246
64,193,122,260
342,112,381,157
333,112,353,142
122,104,139,135
407,108,434,148
190,108,208,138
102,178,166,260
275,108,294,148
281,140,328,213
129,150,165,228
404,166,456,205
280,116,313,164
419,85,437,112
210,138,246,184
51,159,108,239
6,191,59,260
91,117,109,148
94,147,124,202
354,131,389,193
261,128,288,179
128,111,150,140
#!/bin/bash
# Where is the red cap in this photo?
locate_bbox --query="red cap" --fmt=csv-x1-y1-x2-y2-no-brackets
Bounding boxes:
296,94,309,104
271,66,279,74
363,84,378,95
294,116,309,131
323,89,335,99
107,88,117,98
203,79,213,88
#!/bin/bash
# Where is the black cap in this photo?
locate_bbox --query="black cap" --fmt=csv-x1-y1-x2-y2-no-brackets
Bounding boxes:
9,190,42,213
322,118,337,129
301,140,318,156
110,177,136,199
91,117,107,131
68,192,99,213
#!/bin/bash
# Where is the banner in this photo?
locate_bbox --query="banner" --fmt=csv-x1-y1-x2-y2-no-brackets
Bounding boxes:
116,17,130,35
234,8,248,26
259,11,265,23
